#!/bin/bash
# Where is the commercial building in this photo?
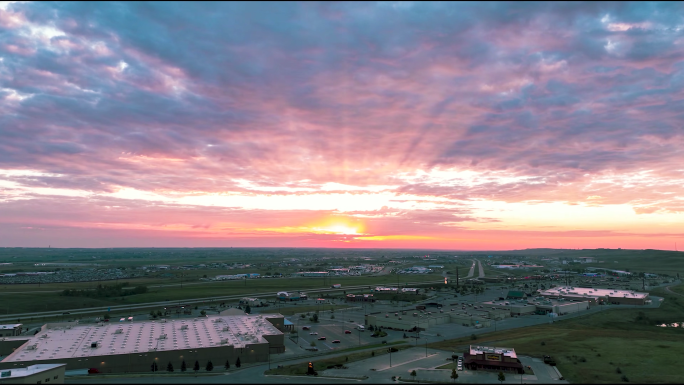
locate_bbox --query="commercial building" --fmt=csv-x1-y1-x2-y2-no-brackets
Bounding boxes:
0,364,66,384
345,294,375,303
276,291,301,301
0,315,285,374
539,286,649,305
463,345,523,373
0,326,22,338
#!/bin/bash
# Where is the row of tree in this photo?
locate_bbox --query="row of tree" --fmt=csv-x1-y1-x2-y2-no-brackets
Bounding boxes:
61,283,148,298
153,357,243,372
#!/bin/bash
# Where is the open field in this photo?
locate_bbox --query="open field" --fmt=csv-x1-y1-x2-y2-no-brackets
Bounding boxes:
427,284,684,384
264,342,410,376
0,273,446,315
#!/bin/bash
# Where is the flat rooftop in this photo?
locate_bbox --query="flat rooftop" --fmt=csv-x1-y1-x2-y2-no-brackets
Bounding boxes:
469,345,517,359
1,315,282,363
0,364,64,378
540,286,648,299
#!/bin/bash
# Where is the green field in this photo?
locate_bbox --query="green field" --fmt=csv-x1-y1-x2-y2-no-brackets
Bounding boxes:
0,273,446,315
428,284,684,384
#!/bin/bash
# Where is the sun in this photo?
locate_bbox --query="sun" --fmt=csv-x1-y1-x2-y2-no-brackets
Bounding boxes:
307,217,364,235
314,225,359,235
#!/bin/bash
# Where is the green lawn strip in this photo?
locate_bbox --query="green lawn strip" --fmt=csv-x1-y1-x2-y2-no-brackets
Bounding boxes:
264,342,410,376
435,362,458,370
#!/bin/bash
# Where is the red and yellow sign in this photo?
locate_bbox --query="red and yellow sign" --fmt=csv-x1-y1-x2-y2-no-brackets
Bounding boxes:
485,354,501,361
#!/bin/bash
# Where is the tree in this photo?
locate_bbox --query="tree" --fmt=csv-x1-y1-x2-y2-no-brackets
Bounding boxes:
206,360,214,371
150,310,157,318
235,357,241,368
245,305,251,314
180,360,187,372
103,313,110,320
498,371,505,384
151,362,158,372
224,360,230,370
312,313,319,323
410,370,417,379
330,314,335,319
372,351,375,357
451,368,458,382
310,341,316,347
193,360,200,372
200,310,207,316
167,362,174,372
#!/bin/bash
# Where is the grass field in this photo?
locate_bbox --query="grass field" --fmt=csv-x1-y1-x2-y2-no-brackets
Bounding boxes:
264,342,410,376
0,273,446,315
427,284,684,384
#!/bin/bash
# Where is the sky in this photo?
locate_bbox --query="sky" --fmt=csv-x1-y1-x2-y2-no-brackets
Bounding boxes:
0,1,683,250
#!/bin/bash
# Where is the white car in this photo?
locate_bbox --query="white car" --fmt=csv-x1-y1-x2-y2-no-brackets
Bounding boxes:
309,332,318,335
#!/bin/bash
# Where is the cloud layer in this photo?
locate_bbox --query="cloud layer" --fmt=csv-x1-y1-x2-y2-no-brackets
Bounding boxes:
1,1,683,248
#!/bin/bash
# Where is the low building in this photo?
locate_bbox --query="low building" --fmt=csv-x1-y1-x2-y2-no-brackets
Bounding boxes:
400,288,421,294
345,294,375,303
0,364,66,384
0,315,285,374
539,286,649,305
506,291,527,300
0,326,22,338
276,291,300,301
463,345,523,373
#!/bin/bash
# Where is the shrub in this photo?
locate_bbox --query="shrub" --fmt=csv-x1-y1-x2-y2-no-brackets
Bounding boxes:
470,334,477,340
616,367,622,374
541,341,546,346
621,375,629,382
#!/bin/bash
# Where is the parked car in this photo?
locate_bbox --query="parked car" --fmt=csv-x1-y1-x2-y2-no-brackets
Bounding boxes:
302,326,310,330
309,332,318,335
344,330,352,334
332,340,341,343
318,336,327,340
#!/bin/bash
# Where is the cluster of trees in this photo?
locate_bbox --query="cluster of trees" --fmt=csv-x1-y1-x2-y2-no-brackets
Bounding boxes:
61,283,148,298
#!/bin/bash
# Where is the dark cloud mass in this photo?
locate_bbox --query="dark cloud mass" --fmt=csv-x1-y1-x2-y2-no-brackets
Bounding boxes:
1,1,683,247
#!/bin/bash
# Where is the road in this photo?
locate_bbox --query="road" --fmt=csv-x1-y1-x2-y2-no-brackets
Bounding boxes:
477,259,485,278
0,279,446,323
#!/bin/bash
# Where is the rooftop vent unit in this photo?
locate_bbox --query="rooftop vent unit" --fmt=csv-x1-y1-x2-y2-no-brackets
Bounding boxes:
158,334,167,340
222,326,230,331
26,344,38,351
221,339,229,345
40,334,48,339
114,329,123,334
180,325,188,330
90,342,98,348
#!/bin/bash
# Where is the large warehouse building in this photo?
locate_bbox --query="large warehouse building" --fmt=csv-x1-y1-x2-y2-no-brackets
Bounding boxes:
539,286,650,305
0,315,285,374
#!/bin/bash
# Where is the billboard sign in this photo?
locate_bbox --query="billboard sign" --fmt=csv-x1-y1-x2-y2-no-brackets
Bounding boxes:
485,354,501,361
1,370,11,378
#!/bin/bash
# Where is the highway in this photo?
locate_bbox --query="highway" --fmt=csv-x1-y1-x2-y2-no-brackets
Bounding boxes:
0,279,446,323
